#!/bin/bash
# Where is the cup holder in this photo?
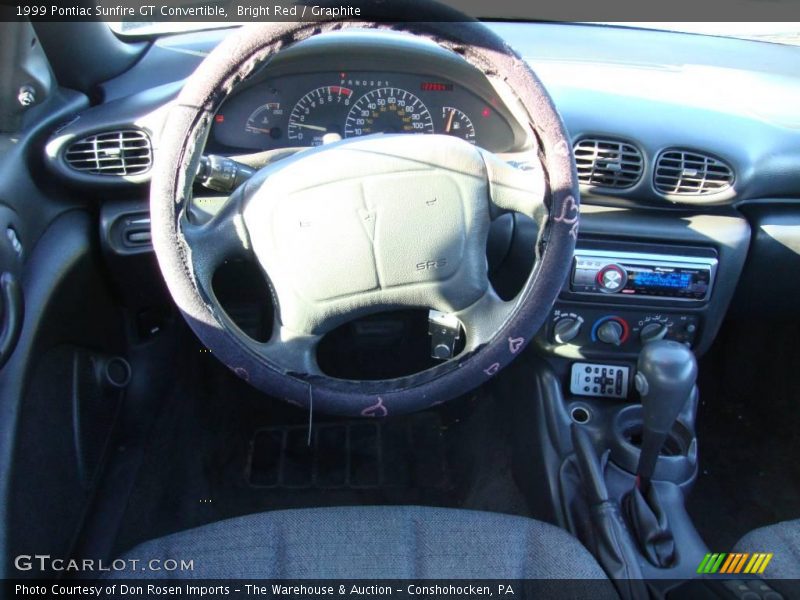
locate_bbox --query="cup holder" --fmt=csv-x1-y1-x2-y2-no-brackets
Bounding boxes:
621,423,686,457
610,404,697,483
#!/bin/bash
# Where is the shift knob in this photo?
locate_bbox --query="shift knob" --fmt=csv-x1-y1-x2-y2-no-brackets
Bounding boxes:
634,340,697,488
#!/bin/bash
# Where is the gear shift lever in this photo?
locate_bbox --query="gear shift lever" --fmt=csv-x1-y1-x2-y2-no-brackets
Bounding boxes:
624,339,697,568
633,339,698,491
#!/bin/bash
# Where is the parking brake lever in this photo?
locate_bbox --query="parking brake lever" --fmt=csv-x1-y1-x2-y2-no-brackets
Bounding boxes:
571,425,647,598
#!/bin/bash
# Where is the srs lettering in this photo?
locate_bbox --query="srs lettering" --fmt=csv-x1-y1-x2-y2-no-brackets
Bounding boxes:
416,258,448,271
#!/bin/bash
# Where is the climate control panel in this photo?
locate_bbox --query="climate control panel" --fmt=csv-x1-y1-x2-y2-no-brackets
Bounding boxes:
543,305,699,358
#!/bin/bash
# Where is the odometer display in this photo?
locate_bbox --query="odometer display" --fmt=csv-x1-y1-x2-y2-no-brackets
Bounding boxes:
344,88,434,138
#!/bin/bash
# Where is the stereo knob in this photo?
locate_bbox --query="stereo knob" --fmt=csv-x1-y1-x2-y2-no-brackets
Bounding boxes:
597,264,627,293
553,317,582,344
640,322,669,343
597,320,624,346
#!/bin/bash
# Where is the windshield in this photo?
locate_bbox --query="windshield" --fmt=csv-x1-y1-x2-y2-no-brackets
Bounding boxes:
109,20,800,47
600,22,800,47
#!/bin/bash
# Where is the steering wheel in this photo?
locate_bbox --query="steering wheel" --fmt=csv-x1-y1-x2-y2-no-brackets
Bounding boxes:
150,11,579,417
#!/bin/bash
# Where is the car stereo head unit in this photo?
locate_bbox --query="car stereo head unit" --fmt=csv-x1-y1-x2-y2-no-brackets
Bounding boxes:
569,249,717,301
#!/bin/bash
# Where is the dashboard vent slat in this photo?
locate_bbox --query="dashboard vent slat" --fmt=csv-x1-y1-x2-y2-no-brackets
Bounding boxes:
64,130,152,176
654,149,733,196
574,137,643,189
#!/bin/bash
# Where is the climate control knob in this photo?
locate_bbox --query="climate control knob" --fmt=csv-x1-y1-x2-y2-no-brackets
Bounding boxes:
597,264,627,293
640,322,669,343
597,320,625,346
553,317,582,344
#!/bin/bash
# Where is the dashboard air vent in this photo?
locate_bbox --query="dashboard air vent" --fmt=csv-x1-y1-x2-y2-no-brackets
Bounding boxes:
574,138,643,189
654,149,733,196
64,130,152,176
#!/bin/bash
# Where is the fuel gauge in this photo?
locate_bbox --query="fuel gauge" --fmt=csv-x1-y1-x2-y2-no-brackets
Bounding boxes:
441,107,476,144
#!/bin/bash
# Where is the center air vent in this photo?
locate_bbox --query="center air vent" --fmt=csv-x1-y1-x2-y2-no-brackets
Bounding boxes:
64,130,152,176
574,138,643,189
654,149,734,196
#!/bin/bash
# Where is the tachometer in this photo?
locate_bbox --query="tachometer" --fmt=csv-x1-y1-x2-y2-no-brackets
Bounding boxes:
441,107,476,144
288,86,353,146
344,88,434,138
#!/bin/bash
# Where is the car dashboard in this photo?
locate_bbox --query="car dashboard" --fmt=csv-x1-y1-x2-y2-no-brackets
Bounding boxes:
209,71,515,153
37,23,800,378
199,31,526,155
6,18,800,590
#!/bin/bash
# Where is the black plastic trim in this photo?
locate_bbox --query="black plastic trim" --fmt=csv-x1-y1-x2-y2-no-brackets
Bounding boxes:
0,273,23,370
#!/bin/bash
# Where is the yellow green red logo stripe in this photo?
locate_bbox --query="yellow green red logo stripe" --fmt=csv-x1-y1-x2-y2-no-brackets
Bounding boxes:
697,552,773,574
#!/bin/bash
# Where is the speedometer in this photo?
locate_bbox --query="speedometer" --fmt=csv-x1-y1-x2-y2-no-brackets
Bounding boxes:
344,88,434,138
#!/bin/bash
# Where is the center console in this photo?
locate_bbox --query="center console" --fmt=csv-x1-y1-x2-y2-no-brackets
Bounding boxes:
515,204,773,597
539,240,722,362
536,203,750,357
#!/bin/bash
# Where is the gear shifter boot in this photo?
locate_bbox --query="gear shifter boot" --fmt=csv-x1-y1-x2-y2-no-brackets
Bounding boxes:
623,484,676,568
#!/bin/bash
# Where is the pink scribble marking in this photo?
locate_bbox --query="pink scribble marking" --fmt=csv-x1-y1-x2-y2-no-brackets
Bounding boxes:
361,397,388,418
484,363,500,376
233,367,249,381
508,336,525,354
553,195,579,225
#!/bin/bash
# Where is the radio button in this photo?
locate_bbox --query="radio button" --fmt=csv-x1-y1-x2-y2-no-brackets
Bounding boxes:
572,268,597,286
597,264,627,293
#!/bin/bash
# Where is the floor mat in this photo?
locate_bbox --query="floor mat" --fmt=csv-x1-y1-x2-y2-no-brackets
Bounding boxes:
247,414,448,490
688,318,800,550
107,337,529,556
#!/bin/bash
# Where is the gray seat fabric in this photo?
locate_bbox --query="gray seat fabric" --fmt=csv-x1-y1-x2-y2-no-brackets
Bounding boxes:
113,506,613,582
735,519,800,579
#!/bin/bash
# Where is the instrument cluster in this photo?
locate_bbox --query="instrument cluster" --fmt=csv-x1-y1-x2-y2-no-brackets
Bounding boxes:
210,71,516,153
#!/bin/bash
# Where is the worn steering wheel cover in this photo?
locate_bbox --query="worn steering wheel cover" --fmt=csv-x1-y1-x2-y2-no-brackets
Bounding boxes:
150,12,579,417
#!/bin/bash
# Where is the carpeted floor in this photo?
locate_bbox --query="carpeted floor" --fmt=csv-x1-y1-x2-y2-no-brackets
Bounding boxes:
109,336,530,556
95,316,800,560
688,318,800,550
